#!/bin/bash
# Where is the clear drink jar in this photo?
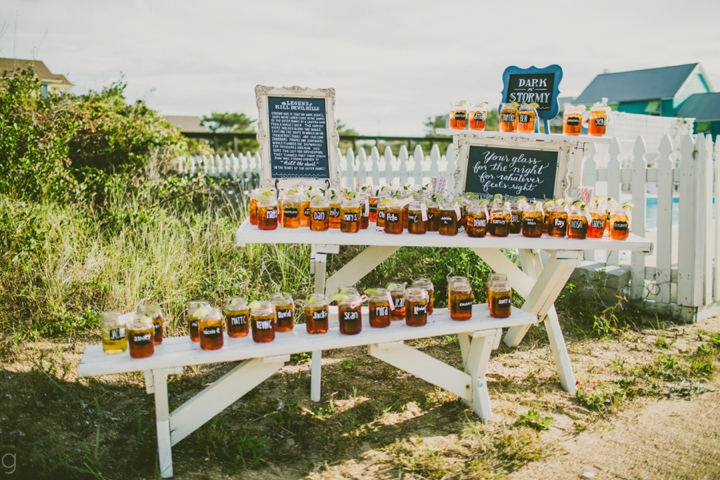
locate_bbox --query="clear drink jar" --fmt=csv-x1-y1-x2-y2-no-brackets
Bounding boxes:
488,275,512,318
250,300,275,343
270,292,295,332
304,294,329,334
198,307,224,351
128,313,155,359
101,311,127,354
404,287,428,327
225,297,250,338
412,278,434,315
138,304,164,345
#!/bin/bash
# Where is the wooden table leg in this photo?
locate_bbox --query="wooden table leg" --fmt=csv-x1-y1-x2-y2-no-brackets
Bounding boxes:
464,330,497,421
152,370,173,478
310,246,328,402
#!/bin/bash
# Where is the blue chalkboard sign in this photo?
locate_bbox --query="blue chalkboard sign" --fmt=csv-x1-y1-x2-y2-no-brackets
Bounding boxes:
500,65,563,121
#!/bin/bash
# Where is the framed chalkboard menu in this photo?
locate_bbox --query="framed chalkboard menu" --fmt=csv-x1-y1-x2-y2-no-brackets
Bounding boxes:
453,135,572,199
501,65,563,121
255,85,341,188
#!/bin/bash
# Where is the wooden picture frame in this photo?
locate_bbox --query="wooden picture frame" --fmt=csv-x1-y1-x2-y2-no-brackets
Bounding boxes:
255,85,341,189
452,134,573,199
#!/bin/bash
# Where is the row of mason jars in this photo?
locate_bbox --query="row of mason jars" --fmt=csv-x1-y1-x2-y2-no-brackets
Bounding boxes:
448,100,610,137
100,275,513,356
251,190,631,241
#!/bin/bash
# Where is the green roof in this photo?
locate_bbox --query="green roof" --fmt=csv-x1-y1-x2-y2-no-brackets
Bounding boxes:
575,63,699,104
677,92,720,121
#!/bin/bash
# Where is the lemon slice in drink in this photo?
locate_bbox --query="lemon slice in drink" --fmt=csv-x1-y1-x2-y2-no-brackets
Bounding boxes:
622,202,634,212
332,293,350,304
534,201,544,211
529,103,540,109
386,283,401,291
288,187,299,196
248,301,265,311
364,288,378,296
572,199,584,207
311,195,323,202
510,102,520,107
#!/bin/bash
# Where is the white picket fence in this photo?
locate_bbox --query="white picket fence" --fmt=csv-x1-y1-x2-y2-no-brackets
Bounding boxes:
175,133,719,321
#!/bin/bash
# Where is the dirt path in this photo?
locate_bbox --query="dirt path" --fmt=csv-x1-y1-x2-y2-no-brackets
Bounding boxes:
508,389,720,480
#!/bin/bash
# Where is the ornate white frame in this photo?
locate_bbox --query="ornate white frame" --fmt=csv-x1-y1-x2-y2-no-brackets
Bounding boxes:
452,134,573,198
255,85,341,189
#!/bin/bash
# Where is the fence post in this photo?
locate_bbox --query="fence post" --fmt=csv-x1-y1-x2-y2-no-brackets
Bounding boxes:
356,147,367,188
677,134,701,308
606,138,622,266
384,146,395,185
715,139,720,304
345,148,356,190
446,144,456,192
413,145,424,186
701,135,714,305
398,145,409,185
429,144,440,178
656,135,674,304
370,146,381,186
630,137,647,300
582,143,599,262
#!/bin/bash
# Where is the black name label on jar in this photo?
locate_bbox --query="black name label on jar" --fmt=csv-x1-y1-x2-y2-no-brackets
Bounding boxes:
304,206,311,216
276,308,293,320
519,114,532,123
458,300,473,310
109,327,125,341
342,310,360,321
613,221,628,231
407,213,420,224
570,219,585,229
369,203,378,213
473,218,487,227
393,297,405,308
329,207,340,218
374,305,389,317
343,212,358,222
312,211,327,221
312,309,328,321
566,116,581,126
412,304,427,316
385,212,400,223
454,111,467,121
591,219,605,229
427,211,436,221
491,217,507,225
255,319,273,330
502,113,516,122
229,314,247,326
524,217,538,226
190,320,198,328
473,112,485,121
440,214,454,225
594,117,606,126
284,207,299,218
265,208,278,219
202,326,222,338
497,297,512,306
511,213,521,223
553,218,567,228
153,322,161,334
132,332,152,345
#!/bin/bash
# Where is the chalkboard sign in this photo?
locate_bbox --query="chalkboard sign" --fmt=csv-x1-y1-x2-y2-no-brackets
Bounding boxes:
453,135,571,199
501,65,563,121
255,85,340,188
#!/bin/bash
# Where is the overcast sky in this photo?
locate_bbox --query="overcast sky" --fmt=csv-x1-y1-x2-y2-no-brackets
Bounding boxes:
3,0,720,136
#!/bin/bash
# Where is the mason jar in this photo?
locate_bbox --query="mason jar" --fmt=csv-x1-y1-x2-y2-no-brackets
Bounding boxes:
127,313,155,359
198,307,224,351
138,304,164,345
101,311,127,355
271,292,295,332
404,287,428,327
224,297,250,338
304,294,329,334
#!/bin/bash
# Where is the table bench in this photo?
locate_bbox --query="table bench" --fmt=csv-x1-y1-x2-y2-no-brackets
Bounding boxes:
78,304,536,478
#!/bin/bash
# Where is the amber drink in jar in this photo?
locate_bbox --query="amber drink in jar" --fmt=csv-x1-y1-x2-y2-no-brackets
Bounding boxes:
407,201,426,235
517,103,537,134
426,201,440,232
338,293,362,335
488,203,511,237
522,205,544,238
568,205,589,239
101,311,127,354
608,206,630,240
328,197,342,229
300,199,311,227
499,103,519,132
138,304,164,345
488,274,512,318
360,194,370,229
187,300,209,342
404,287,428,327
547,204,568,238
271,292,294,332
468,103,488,131
449,102,468,130
128,314,155,359
588,209,607,238
199,307,224,351
439,202,459,236
282,194,302,229
257,195,279,231
249,188,261,225
225,297,250,338
466,202,488,237
563,105,584,136
412,278,434,315
310,197,330,232
384,200,403,235
250,301,275,343
304,294,329,334
340,199,361,233
449,278,473,321
588,99,609,137
368,195,379,223
367,288,390,328
509,202,523,234
387,283,406,321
